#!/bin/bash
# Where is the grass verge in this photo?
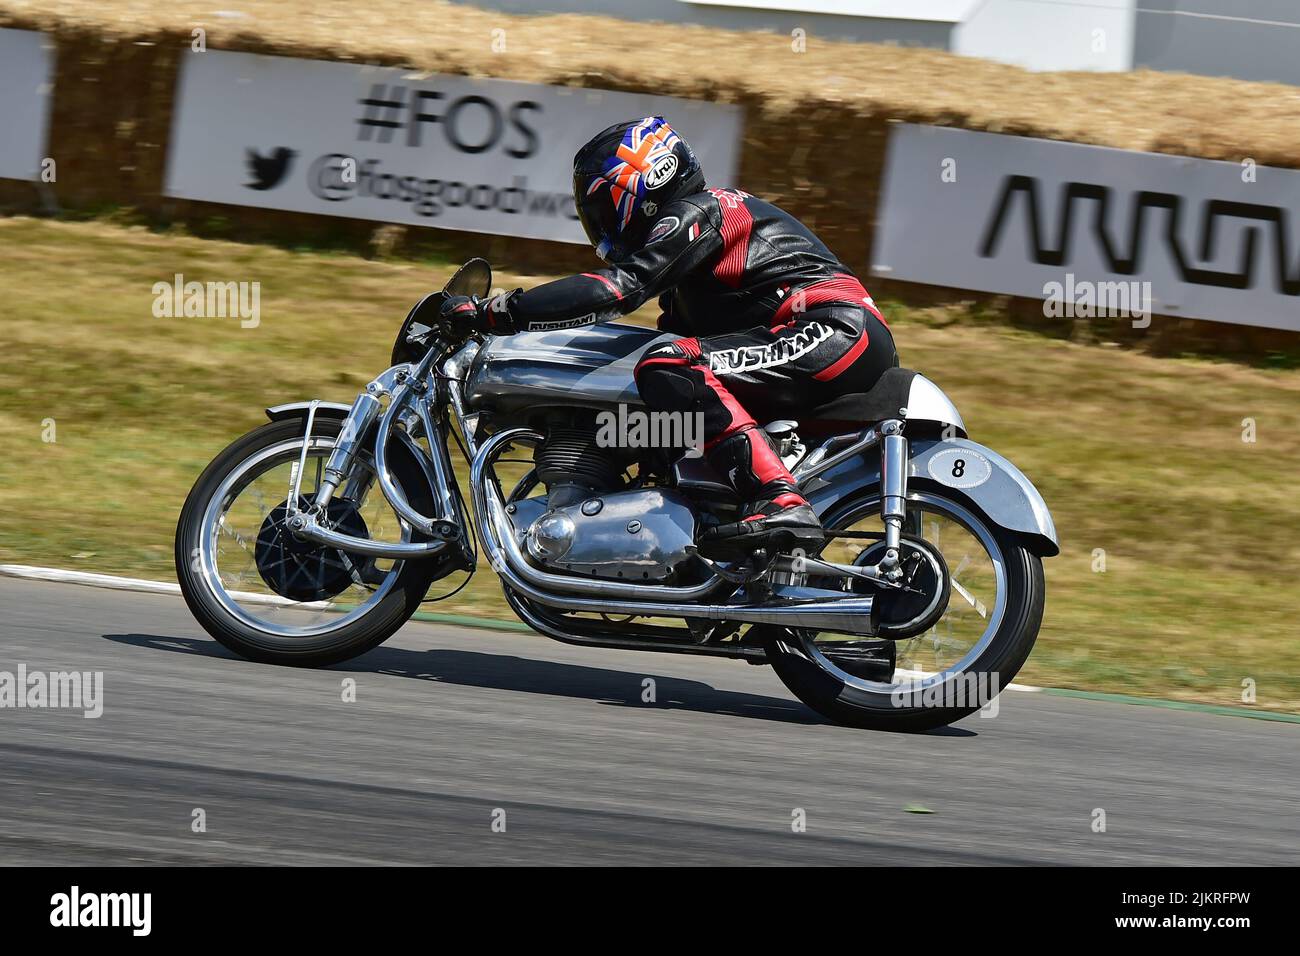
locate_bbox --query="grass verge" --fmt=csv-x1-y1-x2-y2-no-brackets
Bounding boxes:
1,217,1297,711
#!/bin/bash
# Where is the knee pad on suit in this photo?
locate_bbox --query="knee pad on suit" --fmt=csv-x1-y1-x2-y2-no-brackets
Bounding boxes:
634,361,698,413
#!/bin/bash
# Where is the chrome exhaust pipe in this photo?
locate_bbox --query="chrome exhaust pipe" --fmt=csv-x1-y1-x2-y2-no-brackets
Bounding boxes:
470,429,726,602
471,428,878,636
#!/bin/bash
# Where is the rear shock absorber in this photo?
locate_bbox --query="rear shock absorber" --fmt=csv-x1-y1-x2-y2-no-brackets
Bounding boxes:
879,419,908,571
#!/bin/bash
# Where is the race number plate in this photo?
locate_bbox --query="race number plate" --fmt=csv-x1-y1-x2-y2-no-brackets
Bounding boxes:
926,448,992,489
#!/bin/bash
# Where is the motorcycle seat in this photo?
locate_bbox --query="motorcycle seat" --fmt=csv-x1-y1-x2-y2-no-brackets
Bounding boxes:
805,366,917,424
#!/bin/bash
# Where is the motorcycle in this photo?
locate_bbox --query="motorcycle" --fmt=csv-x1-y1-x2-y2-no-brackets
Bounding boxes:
175,259,1058,731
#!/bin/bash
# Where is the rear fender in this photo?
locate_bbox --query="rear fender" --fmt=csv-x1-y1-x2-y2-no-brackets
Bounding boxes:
802,437,1059,557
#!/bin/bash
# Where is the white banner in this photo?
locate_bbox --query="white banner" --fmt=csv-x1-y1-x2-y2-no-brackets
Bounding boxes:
873,123,1300,332
0,29,55,181
165,50,743,244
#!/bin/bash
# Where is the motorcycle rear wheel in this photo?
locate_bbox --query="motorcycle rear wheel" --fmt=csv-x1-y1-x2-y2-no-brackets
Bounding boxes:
756,490,1045,732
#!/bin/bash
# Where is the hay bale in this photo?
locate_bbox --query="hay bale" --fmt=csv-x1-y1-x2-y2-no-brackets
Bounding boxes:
3,0,1298,349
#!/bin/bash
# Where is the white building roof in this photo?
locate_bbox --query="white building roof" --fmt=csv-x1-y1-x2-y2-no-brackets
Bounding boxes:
679,0,986,24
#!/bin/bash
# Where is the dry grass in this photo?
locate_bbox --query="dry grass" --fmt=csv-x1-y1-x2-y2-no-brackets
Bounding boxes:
4,3,1298,710
1,216,1298,711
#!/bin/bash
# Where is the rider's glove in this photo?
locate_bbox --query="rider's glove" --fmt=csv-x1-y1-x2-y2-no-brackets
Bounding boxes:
440,290,522,335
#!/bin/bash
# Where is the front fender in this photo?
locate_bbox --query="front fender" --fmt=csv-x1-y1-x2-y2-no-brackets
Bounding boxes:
803,437,1059,557
265,401,355,422
263,401,443,524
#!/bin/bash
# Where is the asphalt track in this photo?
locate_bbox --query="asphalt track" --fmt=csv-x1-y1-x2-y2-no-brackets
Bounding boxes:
0,577,1295,865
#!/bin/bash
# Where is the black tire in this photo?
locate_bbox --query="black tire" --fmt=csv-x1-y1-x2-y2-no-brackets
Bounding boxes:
758,493,1045,732
175,417,447,667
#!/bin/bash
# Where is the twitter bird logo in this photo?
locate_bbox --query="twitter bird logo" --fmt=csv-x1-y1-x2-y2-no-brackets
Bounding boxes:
245,147,297,190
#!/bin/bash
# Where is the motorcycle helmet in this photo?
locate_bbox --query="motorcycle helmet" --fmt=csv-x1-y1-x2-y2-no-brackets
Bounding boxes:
573,116,705,261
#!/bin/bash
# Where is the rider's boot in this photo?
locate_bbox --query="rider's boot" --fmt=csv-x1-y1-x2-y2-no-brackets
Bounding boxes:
699,426,823,559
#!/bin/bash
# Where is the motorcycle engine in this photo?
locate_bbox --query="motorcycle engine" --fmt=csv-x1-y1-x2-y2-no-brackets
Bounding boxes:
508,418,700,583
532,423,622,511
513,488,699,583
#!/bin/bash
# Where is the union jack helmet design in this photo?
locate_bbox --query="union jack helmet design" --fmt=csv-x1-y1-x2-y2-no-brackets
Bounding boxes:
573,116,705,261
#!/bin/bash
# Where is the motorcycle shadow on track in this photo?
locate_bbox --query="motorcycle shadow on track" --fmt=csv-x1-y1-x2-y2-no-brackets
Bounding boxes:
346,647,827,726
102,633,834,728
104,634,978,734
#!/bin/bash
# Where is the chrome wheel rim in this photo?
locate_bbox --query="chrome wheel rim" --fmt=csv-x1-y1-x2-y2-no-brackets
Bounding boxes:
196,438,410,637
805,492,1008,695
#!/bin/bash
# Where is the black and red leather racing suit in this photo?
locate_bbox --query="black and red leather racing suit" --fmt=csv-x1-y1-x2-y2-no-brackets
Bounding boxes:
498,187,897,507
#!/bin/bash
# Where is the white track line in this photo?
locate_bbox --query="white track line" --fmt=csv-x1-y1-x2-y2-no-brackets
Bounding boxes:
0,564,1041,691
0,564,332,609
895,668,1040,693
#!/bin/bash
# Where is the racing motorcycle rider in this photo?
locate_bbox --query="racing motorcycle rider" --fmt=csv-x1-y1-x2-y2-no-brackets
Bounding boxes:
442,116,897,557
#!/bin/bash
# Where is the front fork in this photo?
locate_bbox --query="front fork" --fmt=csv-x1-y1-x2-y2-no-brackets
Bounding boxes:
312,392,383,512
284,356,462,560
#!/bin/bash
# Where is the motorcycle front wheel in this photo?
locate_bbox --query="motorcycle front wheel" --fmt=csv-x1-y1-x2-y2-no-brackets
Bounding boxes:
175,417,451,666
755,489,1045,732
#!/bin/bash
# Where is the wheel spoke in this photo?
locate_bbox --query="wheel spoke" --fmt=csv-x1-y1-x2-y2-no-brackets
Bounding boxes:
218,521,255,556
198,438,409,639
805,493,1007,691
950,578,988,619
